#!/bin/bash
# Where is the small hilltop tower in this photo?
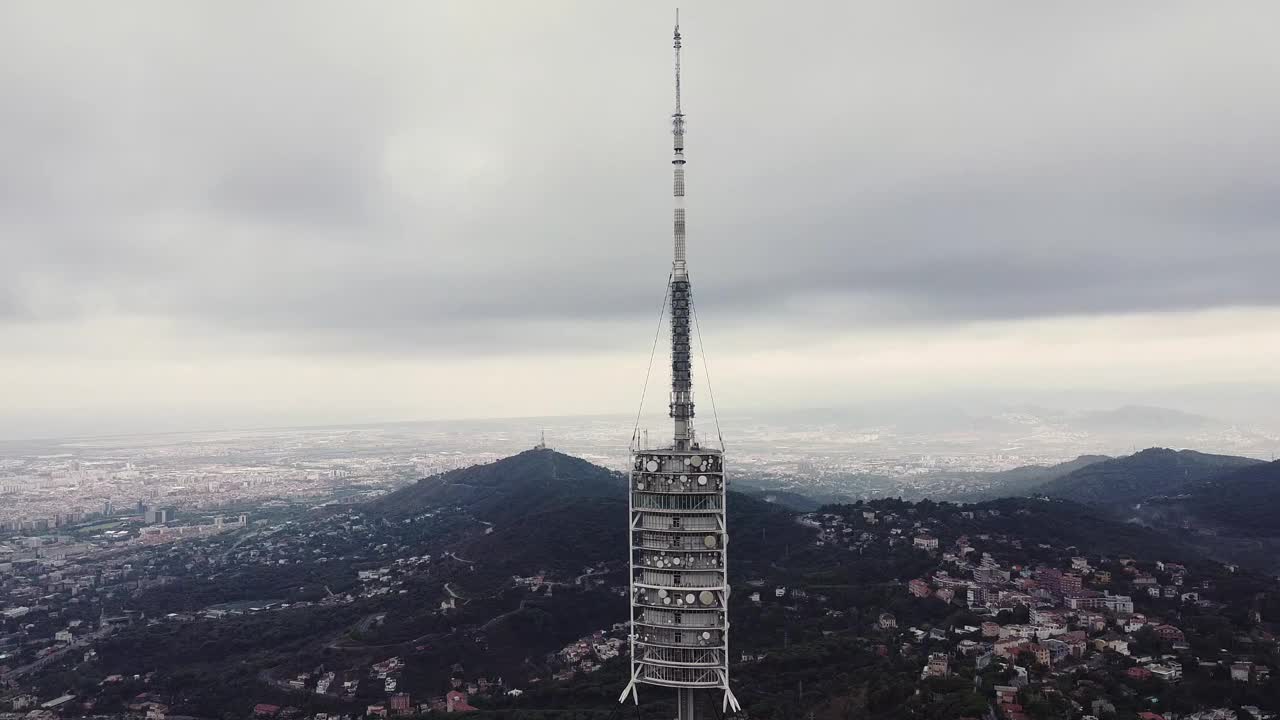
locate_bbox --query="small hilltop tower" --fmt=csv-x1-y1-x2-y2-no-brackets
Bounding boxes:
619,14,740,720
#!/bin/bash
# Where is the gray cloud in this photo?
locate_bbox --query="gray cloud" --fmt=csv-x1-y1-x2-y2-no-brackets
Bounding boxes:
2,1,1278,359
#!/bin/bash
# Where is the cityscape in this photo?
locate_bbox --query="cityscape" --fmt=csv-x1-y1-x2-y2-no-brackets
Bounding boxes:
4,405,1277,535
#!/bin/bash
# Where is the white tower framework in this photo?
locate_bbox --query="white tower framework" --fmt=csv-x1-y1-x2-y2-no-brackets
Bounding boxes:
620,15,741,720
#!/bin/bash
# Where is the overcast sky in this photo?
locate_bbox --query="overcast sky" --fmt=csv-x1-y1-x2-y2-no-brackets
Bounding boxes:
2,2,1278,438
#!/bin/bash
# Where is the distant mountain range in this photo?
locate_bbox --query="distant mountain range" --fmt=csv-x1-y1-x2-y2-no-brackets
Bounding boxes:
943,454,1112,501
363,444,1280,580
1033,447,1263,506
1072,405,1218,433
1018,448,1280,573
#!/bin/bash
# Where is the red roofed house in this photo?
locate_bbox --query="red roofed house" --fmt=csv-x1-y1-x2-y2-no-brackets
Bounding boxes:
446,691,477,713
1002,703,1029,720
1154,624,1185,643
1127,667,1153,680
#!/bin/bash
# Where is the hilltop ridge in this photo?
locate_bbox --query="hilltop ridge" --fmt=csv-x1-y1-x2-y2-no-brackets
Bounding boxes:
367,447,624,524
1034,447,1261,506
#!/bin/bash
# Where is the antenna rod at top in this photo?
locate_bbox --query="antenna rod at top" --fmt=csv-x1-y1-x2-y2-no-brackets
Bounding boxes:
673,10,682,116
670,9,687,276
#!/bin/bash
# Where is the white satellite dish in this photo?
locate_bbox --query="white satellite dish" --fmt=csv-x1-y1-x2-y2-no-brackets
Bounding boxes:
663,597,671,605
697,475,707,486
700,591,714,605
702,631,711,640
645,460,659,472
703,535,716,548
658,589,668,598
690,456,702,466
672,557,682,566
685,593,696,604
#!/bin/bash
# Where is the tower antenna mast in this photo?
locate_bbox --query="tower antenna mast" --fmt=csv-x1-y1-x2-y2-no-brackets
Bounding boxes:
621,13,740,720
669,9,692,450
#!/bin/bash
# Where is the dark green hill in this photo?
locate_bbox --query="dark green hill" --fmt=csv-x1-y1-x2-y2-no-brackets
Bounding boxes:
371,448,813,583
968,497,1200,562
1183,459,1280,535
367,447,624,523
1034,447,1261,507
460,493,627,578
459,486,812,581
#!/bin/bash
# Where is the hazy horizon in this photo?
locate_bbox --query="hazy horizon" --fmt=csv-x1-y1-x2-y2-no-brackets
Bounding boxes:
3,397,1277,456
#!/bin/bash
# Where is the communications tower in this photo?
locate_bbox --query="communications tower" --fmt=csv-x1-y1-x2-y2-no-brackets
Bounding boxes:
620,15,740,720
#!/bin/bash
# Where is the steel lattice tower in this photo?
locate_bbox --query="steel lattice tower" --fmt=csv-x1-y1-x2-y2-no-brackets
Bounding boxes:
619,15,741,720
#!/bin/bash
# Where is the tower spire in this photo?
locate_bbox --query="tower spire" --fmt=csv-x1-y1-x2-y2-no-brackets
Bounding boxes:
673,10,682,117
669,10,692,450
671,12,687,277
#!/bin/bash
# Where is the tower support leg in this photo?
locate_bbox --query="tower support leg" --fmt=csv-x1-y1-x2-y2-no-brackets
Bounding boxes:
677,688,698,720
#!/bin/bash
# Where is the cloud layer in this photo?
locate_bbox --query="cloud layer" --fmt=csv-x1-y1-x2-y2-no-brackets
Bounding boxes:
2,2,1278,434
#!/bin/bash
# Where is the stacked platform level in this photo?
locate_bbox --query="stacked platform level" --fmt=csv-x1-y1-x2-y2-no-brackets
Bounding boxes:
625,447,736,713
619,15,740,720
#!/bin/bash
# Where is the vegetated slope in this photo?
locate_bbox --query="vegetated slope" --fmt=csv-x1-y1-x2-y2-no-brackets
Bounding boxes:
462,487,812,582
461,493,627,578
1034,447,1261,507
367,447,624,524
949,454,1111,501
1182,460,1280,535
727,490,817,576
373,448,812,583
965,497,1203,563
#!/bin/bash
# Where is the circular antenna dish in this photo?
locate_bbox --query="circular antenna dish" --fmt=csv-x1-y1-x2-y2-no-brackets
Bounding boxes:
685,593,696,604
691,456,702,466
703,535,716,548
702,631,712,640
700,591,714,605
672,557,682,565
658,589,668,598
697,475,707,486
663,597,671,605
679,475,688,482
645,460,659,472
